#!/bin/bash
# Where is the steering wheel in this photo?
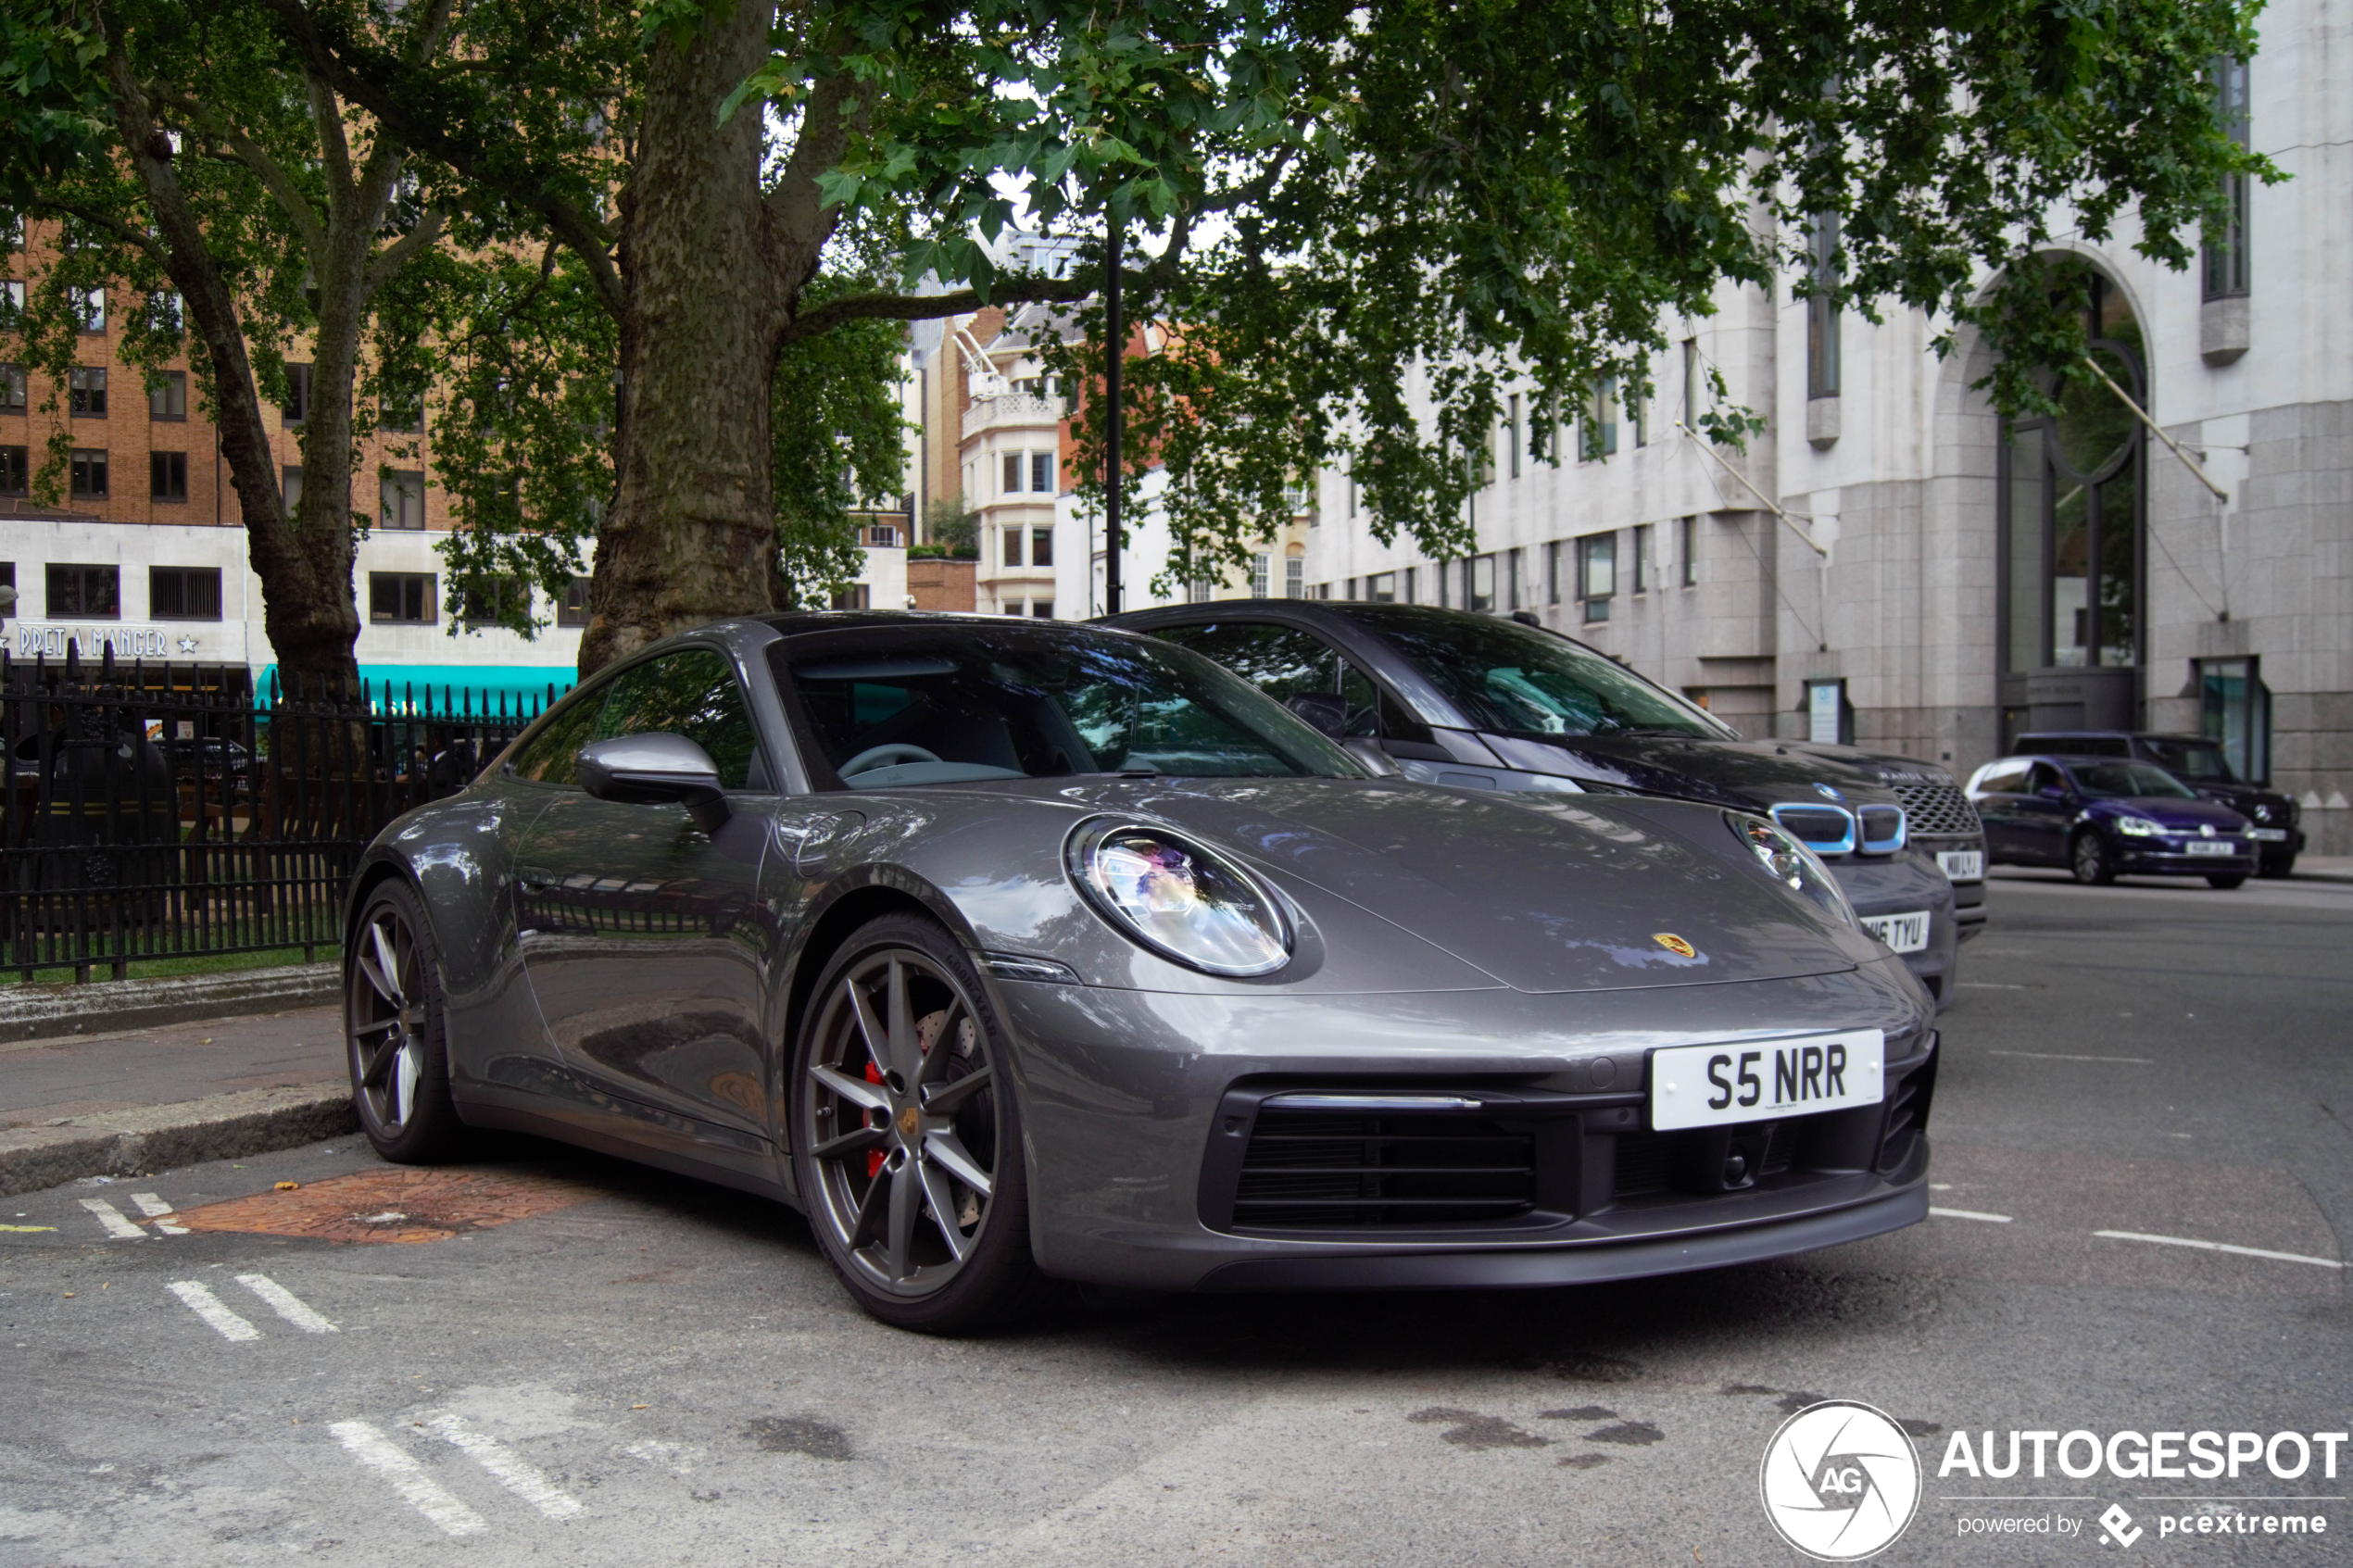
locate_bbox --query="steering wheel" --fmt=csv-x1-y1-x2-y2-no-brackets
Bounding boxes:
837,742,943,779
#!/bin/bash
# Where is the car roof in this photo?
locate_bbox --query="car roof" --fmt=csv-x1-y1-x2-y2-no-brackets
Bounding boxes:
2014,729,2213,743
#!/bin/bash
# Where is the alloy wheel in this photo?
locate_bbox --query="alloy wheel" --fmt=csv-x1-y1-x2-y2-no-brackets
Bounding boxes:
801,948,1000,1298
348,906,427,1136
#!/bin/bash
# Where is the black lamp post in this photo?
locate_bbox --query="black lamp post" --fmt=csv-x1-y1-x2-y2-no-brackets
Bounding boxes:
1102,212,1123,616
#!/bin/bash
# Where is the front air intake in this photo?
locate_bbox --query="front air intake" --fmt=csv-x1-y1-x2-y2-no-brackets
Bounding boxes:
1229,1104,1536,1229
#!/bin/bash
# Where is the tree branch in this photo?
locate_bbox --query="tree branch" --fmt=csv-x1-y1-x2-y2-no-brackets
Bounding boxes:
780,273,1096,345
363,206,444,294
766,69,867,292
306,72,356,203
161,89,329,260
23,197,164,263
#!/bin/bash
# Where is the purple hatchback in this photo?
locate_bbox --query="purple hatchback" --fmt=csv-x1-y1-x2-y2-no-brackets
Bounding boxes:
1965,755,2257,888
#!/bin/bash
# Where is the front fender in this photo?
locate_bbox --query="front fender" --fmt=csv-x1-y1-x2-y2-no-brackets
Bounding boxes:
346,789,548,1010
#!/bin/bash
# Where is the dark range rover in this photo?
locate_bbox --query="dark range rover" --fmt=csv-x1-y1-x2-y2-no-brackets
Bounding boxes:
2014,731,2302,877
1105,600,1987,1005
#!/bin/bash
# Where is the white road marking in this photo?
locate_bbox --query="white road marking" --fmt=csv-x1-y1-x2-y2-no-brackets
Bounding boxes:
330,1421,487,1537
1986,1049,2155,1065
1957,982,2027,990
425,1412,583,1518
130,1193,189,1235
234,1273,338,1334
1931,1207,2014,1223
79,1198,146,1240
2093,1230,2344,1270
167,1280,261,1340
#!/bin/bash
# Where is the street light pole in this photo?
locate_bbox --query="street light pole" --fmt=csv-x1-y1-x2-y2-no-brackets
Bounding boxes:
1102,213,1123,616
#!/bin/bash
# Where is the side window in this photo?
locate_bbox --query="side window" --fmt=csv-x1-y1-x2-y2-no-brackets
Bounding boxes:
594,648,765,790
1151,621,1339,706
1973,761,2027,796
508,684,607,785
2026,762,2065,796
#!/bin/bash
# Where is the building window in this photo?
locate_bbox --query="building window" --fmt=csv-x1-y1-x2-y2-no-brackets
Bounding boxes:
1546,540,1563,605
1468,553,1496,613
458,575,527,631
149,565,221,621
2197,655,2270,783
70,448,108,496
369,571,436,624
145,290,182,332
1578,533,1616,622
379,390,425,433
1504,547,1522,610
1031,599,1054,619
69,366,107,417
0,445,25,495
861,521,901,547
1806,212,1842,399
1505,395,1522,479
150,451,187,500
2,362,27,412
1681,338,1700,431
1002,598,1026,615
1002,452,1022,494
0,281,21,327
1030,526,1052,567
558,575,593,628
282,466,303,513
1632,523,1652,594
2203,57,2251,300
1002,525,1024,568
832,584,872,610
1629,373,1648,447
1680,515,1698,586
1251,553,1270,598
1286,556,1304,598
1365,571,1396,603
1031,451,1054,494
47,563,120,618
380,470,425,530
282,362,313,426
1583,377,1617,458
74,286,106,333
148,370,187,420
1347,471,1358,518
1343,577,1358,601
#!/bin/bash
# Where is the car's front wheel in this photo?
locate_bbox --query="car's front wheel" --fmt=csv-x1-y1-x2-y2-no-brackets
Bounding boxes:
2070,830,2116,885
345,880,468,1163
792,914,1052,1334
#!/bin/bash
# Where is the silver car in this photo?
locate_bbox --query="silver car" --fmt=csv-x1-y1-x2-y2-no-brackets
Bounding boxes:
344,614,1938,1332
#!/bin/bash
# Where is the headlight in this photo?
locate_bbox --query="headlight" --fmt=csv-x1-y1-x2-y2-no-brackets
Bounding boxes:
2115,816,2163,837
1068,822,1291,976
1726,812,1859,929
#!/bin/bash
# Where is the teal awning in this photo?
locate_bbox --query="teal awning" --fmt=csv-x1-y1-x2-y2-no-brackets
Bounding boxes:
257,663,576,714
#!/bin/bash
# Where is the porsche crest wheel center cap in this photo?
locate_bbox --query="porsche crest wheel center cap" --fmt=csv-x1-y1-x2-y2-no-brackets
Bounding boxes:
897,1106,922,1140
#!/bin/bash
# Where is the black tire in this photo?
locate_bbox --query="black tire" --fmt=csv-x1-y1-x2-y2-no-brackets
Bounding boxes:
2259,855,2296,880
2206,873,2247,890
2070,830,2116,885
345,880,470,1163
790,913,1053,1334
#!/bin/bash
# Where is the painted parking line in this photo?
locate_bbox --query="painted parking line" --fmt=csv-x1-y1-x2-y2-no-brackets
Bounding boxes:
1985,1050,2155,1065
79,1198,147,1240
1931,1207,2014,1223
131,1194,189,1236
2094,1230,2344,1271
234,1273,338,1334
424,1412,583,1519
167,1280,261,1341
329,1420,487,1538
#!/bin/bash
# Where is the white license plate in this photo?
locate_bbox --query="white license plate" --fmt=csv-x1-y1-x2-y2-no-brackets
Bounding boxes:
1651,1031,1886,1131
1859,910,1931,953
2183,840,2233,857
1935,849,1984,882
2248,828,2288,843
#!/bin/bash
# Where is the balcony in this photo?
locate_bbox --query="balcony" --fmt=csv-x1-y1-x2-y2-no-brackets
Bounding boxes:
963,394,1062,438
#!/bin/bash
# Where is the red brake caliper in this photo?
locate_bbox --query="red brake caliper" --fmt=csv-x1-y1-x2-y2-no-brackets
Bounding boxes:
864,1060,887,1179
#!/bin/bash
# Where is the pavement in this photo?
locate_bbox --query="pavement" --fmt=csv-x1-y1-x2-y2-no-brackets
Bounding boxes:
2,872,2349,1564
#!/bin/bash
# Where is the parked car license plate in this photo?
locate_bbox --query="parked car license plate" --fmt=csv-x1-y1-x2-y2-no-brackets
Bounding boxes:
2183,840,2234,857
1651,1030,1886,1131
2248,828,2288,843
1859,910,1931,953
1935,849,1983,882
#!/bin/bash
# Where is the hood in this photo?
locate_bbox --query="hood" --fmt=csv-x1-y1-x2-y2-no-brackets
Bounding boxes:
1477,732,1899,811
1046,776,1871,994
2087,796,2250,831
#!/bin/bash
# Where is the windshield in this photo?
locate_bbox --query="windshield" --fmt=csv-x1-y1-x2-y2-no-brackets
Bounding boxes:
2139,736,2235,782
1346,607,1730,739
2068,760,2197,799
774,624,1363,789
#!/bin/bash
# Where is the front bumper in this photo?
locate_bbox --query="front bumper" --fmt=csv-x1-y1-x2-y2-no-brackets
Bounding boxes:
989,959,1936,1293
1824,850,1960,1004
2116,843,2259,876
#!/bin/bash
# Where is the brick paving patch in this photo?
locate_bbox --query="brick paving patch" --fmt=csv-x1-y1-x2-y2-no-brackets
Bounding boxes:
174,1166,598,1245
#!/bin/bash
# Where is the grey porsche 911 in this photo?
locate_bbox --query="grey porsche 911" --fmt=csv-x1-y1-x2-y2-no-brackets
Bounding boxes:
344,613,1937,1332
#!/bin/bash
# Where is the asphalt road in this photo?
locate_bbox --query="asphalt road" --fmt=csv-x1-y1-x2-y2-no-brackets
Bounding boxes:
4,872,2348,1567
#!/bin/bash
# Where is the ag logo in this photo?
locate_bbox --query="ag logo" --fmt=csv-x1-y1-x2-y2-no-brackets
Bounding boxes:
1758,1399,1921,1561
1652,933,1698,959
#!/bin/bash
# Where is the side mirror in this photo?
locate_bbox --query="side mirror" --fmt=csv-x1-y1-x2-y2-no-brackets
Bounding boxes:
1284,693,1348,738
2037,783,2070,801
577,733,730,831
1342,737,1400,777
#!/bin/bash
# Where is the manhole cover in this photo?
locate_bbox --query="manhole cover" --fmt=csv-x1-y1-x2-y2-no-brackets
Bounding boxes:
174,1167,596,1244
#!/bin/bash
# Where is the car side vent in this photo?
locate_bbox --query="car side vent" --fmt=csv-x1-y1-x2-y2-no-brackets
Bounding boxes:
1876,1053,1938,1172
1231,1107,1535,1229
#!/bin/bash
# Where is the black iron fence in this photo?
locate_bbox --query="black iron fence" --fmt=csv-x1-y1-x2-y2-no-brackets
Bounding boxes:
1,644,565,981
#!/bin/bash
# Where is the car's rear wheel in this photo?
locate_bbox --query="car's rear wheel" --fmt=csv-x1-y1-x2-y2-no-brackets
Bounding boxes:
792,914,1051,1334
2070,830,2116,885
2206,872,2247,890
346,881,468,1162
